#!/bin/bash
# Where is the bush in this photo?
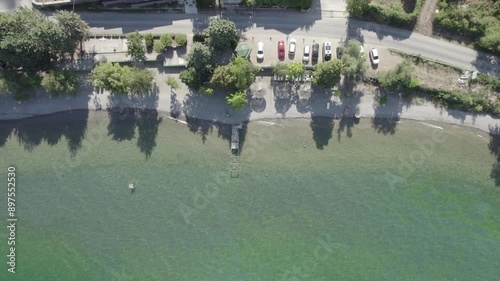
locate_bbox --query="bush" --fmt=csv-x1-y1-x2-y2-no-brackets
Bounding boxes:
0,71,40,101
160,34,173,48
477,73,500,92
193,34,206,43
226,91,248,109
201,86,214,95
434,0,500,55
41,70,79,96
166,76,180,91
352,0,423,29
154,41,165,53
378,94,388,105
144,33,154,49
175,33,187,47
378,60,414,90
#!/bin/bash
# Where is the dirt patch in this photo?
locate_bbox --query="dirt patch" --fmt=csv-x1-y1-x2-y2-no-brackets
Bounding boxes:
414,0,439,36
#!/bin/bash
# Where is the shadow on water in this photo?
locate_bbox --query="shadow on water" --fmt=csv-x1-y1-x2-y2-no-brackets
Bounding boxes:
488,124,500,186
0,110,88,156
106,89,160,158
309,87,335,149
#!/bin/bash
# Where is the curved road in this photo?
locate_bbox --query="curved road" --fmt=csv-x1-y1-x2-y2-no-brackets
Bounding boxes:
78,11,499,76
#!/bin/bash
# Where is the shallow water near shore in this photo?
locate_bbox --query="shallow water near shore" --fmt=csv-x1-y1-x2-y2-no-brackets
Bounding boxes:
0,110,499,281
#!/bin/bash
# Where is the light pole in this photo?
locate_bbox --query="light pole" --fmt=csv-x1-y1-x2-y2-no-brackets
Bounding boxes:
73,0,75,12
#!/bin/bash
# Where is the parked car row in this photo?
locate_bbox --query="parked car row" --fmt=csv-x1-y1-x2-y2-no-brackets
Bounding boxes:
256,39,380,66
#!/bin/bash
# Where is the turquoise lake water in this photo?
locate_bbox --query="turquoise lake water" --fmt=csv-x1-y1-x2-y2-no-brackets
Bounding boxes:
0,110,499,281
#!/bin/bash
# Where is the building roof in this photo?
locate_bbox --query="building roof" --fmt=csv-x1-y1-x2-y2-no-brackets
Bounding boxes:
233,41,252,59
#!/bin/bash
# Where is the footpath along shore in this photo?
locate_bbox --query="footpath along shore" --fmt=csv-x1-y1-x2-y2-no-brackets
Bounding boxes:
0,72,498,134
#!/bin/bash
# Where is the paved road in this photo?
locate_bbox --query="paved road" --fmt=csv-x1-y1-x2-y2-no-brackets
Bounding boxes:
77,11,499,76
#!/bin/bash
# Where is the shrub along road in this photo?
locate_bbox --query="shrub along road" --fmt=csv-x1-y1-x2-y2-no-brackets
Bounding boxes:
70,10,499,77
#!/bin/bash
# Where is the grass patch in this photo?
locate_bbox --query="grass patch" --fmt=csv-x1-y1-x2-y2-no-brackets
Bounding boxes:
381,49,500,115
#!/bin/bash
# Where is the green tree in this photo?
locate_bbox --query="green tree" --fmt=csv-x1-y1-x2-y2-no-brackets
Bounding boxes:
185,42,215,74
179,67,204,89
175,34,188,47
126,31,146,61
41,70,79,96
144,33,154,49
154,41,165,53
287,61,305,81
201,86,214,95
210,57,261,91
88,63,130,93
341,39,368,81
272,62,289,77
346,0,371,17
0,71,40,101
127,68,155,95
312,60,344,89
0,8,67,70
226,91,248,109
203,18,237,51
54,10,90,54
166,76,180,91
160,34,173,48
378,60,414,90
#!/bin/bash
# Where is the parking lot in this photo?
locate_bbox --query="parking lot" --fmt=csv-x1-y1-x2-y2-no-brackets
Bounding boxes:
247,36,392,71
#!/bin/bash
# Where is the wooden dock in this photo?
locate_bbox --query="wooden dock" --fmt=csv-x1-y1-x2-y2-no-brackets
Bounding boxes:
230,124,242,178
231,124,242,153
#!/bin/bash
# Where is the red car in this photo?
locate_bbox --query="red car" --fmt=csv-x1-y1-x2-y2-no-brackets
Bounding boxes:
278,41,285,58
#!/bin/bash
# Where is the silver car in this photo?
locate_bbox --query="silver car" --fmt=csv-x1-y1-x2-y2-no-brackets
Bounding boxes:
303,45,310,63
289,39,296,55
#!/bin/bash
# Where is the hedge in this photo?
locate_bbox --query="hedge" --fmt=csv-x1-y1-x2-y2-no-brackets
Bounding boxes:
366,0,423,28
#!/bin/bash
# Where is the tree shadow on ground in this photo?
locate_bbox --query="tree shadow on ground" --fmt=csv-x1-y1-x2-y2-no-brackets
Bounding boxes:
336,80,363,141
488,124,500,186
0,110,89,156
106,87,160,158
309,87,335,149
372,89,412,135
182,88,251,150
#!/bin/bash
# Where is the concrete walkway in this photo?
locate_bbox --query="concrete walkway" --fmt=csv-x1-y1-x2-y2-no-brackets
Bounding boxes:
0,72,498,134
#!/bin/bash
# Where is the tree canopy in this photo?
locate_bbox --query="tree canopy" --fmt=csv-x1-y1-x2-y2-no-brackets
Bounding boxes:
54,10,90,54
287,62,305,81
41,70,79,96
126,31,146,61
210,57,261,91
272,62,289,77
378,60,415,90
226,91,248,110
0,8,63,70
88,63,155,94
203,19,237,51
312,60,344,89
180,42,215,88
346,0,371,17
341,39,368,81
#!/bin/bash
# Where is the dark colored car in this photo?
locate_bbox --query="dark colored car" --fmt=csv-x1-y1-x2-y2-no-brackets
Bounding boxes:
336,47,343,59
312,43,319,61
278,40,285,58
